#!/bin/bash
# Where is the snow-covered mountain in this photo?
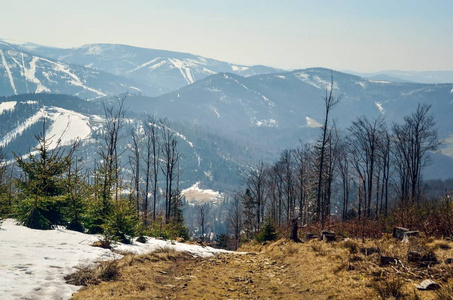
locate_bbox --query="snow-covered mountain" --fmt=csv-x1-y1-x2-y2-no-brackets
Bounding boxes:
26,43,281,95
124,68,453,134
121,68,453,179
0,41,159,98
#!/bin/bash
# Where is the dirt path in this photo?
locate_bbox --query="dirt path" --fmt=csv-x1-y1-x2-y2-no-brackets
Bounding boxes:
72,249,308,299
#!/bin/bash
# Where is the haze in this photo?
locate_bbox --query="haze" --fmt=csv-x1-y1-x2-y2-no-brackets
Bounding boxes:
1,0,451,72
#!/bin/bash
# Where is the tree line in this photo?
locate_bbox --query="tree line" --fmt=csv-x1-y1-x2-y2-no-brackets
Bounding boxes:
231,79,448,248
0,95,188,243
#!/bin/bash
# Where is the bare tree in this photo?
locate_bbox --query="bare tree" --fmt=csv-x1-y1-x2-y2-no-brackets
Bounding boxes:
160,119,180,223
142,115,161,223
315,72,340,228
228,195,242,249
348,115,385,219
99,94,126,214
243,161,267,231
198,203,208,241
129,126,141,215
392,104,440,204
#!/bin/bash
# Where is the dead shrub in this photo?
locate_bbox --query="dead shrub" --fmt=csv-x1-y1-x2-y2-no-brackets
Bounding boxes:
92,238,112,249
343,239,359,254
311,242,327,256
372,276,405,299
435,283,453,300
65,260,120,286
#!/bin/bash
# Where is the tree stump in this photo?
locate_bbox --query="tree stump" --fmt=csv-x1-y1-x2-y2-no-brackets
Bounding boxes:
392,227,409,240
290,218,302,243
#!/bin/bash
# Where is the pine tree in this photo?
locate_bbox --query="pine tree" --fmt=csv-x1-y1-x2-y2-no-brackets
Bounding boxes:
14,121,77,229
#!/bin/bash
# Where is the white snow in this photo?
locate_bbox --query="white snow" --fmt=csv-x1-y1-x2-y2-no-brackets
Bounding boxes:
276,75,286,79
23,56,51,93
255,119,278,127
84,45,103,55
375,101,385,113
305,116,322,128
450,88,453,94
129,86,142,92
0,108,45,148
182,182,224,204
295,72,322,89
209,105,220,118
0,219,117,300
231,65,249,72
0,101,17,114
229,76,275,107
44,107,92,149
0,49,18,95
169,58,195,84
0,219,238,300
356,81,367,88
38,57,106,98
128,57,163,73
369,80,391,84
115,238,233,257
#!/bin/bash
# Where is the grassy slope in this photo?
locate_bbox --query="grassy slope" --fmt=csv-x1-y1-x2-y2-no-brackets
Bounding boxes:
72,237,453,299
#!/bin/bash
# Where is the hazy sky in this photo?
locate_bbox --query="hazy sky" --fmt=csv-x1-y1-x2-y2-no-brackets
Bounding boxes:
1,0,451,72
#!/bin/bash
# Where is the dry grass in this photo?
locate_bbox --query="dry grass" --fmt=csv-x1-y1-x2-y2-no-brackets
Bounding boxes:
71,236,453,299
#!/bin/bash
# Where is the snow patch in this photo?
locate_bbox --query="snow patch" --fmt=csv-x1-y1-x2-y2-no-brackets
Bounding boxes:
38,57,106,98
128,57,163,73
276,75,286,79
0,108,45,148
84,45,103,55
231,65,249,72
0,219,239,300
23,56,51,93
129,86,142,92
169,58,195,84
182,182,223,204
0,101,16,114
305,116,322,128
0,219,117,300
255,119,278,127
375,101,385,114
0,49,17,94
44,107,92,150
209,105,220,118
356,81,367,88
369,80,391,84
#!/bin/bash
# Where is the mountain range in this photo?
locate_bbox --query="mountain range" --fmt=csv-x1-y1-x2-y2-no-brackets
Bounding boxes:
0,39,452,191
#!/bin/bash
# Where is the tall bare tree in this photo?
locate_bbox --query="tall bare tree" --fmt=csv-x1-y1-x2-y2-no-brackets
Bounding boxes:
392,104,440,204
315,73,340,228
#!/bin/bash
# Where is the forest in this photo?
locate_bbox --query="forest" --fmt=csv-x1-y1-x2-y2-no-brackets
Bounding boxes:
0,85,452,252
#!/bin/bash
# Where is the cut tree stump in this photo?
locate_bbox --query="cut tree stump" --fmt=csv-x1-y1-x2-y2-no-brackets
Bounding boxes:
416,279,440,290
392,227,409,240
321,230,336,242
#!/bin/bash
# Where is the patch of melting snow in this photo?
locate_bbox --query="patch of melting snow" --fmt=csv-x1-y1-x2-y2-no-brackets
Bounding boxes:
182,181,224,204
305,116,322,128
0,101,17,114
169,58,195,84
0,49,17,95
369,80,391,84
0,108,45,148
375,101,385,114
44,107,92,150
23,56,51,93
38,57,106,98
0,219,240,300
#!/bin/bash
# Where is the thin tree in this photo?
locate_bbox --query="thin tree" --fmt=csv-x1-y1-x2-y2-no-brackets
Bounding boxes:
315,72,340,228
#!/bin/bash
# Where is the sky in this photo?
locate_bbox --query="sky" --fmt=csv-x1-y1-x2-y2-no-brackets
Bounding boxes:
0,0,451,72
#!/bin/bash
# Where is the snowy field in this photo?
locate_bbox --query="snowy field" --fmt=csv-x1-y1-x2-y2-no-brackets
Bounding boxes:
0,219,236,300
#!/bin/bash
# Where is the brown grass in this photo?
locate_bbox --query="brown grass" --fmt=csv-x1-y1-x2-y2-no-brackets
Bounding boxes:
71,236,453,299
